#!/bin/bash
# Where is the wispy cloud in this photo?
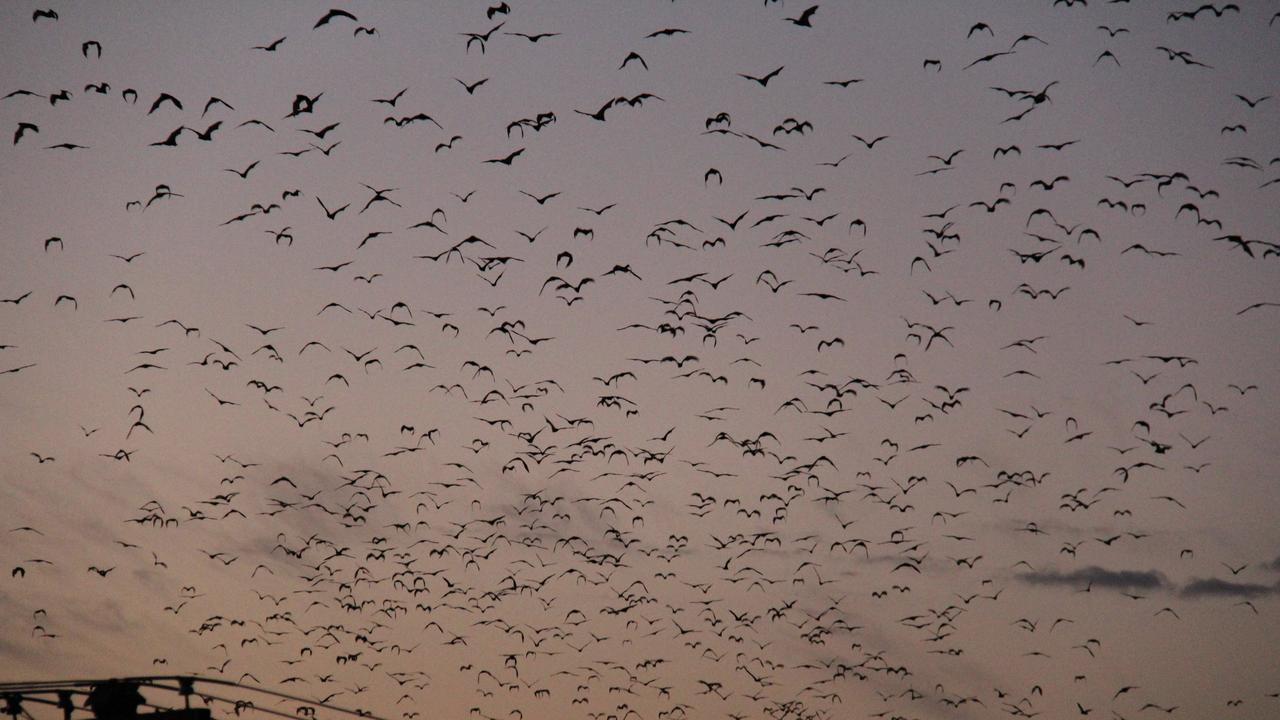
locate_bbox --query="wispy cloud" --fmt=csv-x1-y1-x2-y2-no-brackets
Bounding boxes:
1180,577,1279,599
1017,566,1168,590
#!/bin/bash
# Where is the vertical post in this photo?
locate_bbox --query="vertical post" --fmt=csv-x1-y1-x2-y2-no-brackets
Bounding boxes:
3,693,23,720
176,679,194,711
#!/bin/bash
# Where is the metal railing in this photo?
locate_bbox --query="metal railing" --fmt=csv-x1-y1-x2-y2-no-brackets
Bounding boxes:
0,677,388,720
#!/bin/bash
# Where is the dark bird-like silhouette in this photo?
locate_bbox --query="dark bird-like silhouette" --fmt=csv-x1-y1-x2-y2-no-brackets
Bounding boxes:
484,148,525,165
253,36,285,51
314,8,357,29
739,66,784,87
785,6,819,27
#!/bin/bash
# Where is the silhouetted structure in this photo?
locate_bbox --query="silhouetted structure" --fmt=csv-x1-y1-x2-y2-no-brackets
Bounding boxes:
1,680,208,720
86,681,208,720
85,682,144,720
0,677,377,720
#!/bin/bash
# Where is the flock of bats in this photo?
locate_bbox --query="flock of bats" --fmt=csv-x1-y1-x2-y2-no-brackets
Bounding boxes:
3,3,1279,720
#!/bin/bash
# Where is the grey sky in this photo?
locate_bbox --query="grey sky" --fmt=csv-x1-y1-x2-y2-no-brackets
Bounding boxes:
2,2,1279,720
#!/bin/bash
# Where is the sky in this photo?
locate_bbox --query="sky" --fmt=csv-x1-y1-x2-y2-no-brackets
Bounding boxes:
2,2,1279,720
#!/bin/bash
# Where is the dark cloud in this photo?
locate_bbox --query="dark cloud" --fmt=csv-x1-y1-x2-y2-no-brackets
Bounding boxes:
1179,577,1278,599
0,634,37,663
1017,566,1168,590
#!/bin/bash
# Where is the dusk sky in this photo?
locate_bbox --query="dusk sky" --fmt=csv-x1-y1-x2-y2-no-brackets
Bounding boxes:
2,2,1279,720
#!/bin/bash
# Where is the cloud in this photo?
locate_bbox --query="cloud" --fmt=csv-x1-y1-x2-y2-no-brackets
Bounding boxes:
0,634,37,664
1179,577,1279,599
1017,565,1168,590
